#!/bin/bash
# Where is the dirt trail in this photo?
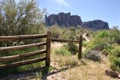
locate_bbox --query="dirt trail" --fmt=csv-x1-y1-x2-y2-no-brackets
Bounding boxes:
82,33,90,42
51,42,66,49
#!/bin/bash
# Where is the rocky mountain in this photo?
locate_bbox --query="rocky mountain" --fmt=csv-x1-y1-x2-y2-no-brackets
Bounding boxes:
45,12,109,30
82,20,109,30
45,12,82,27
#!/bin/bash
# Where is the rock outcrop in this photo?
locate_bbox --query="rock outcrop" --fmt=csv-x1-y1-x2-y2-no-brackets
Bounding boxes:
105,70,120,79
82,20,109,30
45,12,82,27
45,12,109,30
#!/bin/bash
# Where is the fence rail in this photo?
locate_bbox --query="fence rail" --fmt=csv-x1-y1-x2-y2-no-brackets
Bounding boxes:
0,34,47,41
0,49,46,62
0,42,46,52
0,31,82,70
0,57,46,69
51,38,79,43
0,32,51,69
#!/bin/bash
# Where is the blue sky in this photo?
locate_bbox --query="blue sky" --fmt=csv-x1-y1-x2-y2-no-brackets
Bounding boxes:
39,0,120,29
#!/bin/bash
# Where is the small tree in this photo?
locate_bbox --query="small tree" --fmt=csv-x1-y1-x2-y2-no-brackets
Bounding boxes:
0,0,45,36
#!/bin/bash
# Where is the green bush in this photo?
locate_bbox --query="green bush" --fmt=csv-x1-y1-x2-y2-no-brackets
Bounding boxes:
113,58,120,67
102,44,114,56
55,47,71,56
86,29,120,71
108,46,120,71
111,47,120,57
55,43,78,56
85,50,101,62
110,57,120,72
49,24,62,38
82,41,88,47
116,37,120,44
67,43,78,55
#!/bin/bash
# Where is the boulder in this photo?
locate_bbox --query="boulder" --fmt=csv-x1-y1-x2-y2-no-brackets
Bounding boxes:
105,70,120,78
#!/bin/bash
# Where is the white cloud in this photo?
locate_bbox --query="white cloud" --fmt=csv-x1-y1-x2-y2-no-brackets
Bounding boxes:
53,0,70,7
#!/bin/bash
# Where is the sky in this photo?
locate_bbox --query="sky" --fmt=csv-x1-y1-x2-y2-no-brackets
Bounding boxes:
39,0,120,29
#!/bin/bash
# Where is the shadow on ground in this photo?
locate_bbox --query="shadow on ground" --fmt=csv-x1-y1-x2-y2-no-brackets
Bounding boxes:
0,66,47,80
42,66,70,80
0,65,74,80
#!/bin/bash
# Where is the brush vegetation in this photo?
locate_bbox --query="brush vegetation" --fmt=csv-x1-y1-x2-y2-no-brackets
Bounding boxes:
0,0,120,79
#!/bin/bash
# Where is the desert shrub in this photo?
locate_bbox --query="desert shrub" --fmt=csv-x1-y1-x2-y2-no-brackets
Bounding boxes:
55,42,79,56
69,27,77,40
110,46,120,57
107,45,120,72
60,28,71,39
87,40,108,51
102,44,114,56
86,30,111,51
113,58,120,67
110,57,120,72
59,27,78,40
87,29,120,51
94,42,108,51
115,37,120,44
82,41,88,47
64,56,80,67
67,43,78,55
110,27,120,42
84,50,101,62
49,24,62,38
55,46,71,56
85,28,120,72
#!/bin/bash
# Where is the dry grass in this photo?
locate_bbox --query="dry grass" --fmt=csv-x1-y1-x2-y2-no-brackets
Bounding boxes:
47,54,117,80
46,43,117,80
1,42,118,80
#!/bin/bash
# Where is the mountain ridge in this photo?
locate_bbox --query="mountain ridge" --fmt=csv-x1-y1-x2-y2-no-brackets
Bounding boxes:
45,12,109,30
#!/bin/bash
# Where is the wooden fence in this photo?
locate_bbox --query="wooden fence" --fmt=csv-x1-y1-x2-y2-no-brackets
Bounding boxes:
0,32,51,69
0,31,82,69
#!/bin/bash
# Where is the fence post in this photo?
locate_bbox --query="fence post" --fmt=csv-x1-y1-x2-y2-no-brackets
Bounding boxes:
78,35,82,59
46,31,51,66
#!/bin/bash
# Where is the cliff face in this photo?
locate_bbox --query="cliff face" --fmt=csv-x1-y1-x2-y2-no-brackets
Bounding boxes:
45,12,109,30
45,12,82,27
82,20,109,30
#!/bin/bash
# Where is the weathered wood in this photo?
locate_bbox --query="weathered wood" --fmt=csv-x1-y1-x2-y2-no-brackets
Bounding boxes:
0,33,49,69
78,35,82,59
0,42,46,52
0,34,47,41
46,31,51,66
51,38,79,43
0,49,46,62
0,57,46,69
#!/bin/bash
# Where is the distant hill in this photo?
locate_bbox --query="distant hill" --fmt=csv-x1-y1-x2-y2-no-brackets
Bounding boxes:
45,12,109,30
82,20,109,30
